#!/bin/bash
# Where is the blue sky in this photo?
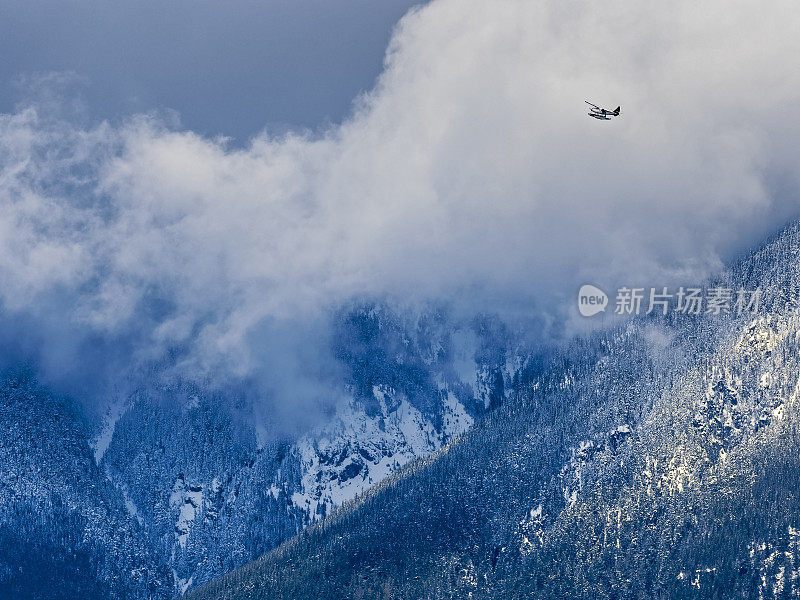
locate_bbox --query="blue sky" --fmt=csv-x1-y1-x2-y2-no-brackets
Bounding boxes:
0,0,419,140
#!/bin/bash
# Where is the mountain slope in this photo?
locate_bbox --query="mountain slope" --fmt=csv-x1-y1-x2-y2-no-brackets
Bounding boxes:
0,374,171,600
187,223,800,600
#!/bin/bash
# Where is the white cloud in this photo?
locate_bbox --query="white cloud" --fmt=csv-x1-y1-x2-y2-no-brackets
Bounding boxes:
1,0,799,402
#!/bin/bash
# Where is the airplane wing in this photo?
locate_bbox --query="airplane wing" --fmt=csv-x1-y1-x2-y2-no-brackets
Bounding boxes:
584,100,601,109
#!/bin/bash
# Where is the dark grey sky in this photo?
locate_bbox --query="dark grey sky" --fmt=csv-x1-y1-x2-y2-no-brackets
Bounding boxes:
0,0,419,141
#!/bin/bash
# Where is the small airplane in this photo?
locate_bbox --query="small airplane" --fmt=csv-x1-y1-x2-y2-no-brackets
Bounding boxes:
585,101,620,120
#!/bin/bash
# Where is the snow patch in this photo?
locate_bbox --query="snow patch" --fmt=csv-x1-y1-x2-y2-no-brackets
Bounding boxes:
169,476,204,549
91,398,127,463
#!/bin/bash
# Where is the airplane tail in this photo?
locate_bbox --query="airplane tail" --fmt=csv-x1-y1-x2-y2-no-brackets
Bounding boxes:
613,106,620,115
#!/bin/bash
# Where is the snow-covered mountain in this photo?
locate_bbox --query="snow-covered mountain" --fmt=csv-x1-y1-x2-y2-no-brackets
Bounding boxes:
1,303,511,597
73,304,518,594
185,222,800,600
9,222,800,599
